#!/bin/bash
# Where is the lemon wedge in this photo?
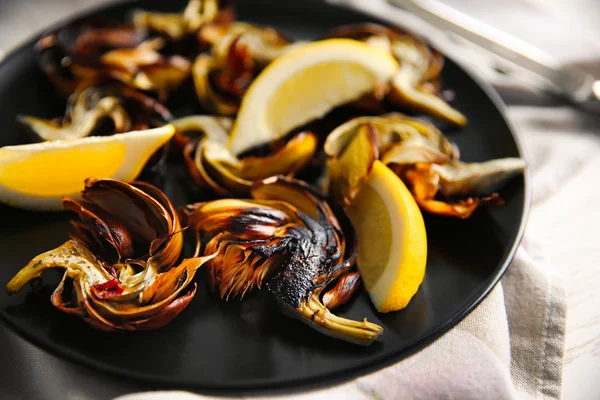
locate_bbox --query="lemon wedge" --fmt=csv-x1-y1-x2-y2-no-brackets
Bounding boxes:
228,38,399,155
0,125,175,211
346,160,427,312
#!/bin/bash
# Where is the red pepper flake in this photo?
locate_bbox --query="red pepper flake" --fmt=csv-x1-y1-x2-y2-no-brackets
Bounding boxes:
92,278,124,299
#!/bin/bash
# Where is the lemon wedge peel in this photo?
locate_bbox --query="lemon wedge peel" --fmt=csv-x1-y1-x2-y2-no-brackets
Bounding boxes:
347,160,427,313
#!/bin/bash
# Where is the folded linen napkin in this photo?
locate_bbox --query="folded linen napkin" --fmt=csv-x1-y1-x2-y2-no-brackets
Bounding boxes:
3,0,600,399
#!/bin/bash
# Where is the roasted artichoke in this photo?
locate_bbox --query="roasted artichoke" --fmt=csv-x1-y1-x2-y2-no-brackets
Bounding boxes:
193,22,298,115
176,115,317,196
6,178,215,331
183,176,382,345
36,20,191,96
325,113,526,218
18,82,173,141
327,24,467,126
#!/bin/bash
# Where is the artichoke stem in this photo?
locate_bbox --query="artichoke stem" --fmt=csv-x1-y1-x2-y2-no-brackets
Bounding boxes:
289,293,383,346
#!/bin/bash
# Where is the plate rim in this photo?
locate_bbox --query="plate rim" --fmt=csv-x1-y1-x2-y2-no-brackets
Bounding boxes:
0,0,532,392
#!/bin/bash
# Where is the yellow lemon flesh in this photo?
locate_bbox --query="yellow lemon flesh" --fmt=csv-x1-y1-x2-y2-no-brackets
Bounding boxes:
0,125,175,211
347,160,427,312
229,39,399,155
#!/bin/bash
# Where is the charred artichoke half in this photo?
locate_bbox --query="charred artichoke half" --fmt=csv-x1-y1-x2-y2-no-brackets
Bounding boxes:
175,115,317,196
6,179,215,331
182,176,382,345
36,20,191,96
325,114,526,218
328,24,467,126
18,82,173,141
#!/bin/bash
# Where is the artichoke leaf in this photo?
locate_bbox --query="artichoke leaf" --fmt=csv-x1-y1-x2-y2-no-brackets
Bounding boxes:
401,163,503,219
7,240,109,294
433,158,527,197
322,270,362,310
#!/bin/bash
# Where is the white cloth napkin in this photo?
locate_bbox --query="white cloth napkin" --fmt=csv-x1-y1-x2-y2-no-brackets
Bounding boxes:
2,1,599,399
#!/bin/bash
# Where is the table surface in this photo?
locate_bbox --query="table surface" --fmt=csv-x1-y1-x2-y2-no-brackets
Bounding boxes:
0,1,599,399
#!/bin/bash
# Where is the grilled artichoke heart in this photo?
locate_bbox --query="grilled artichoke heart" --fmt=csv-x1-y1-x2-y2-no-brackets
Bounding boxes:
193,22,298,115
176,115,317,196
36,20,191,96
183,176,382,345
325,113,526,218
18,82,173,141
327,23,466,126
6,178,215,331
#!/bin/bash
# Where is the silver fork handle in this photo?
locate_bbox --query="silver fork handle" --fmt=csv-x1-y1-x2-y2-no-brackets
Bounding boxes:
388,0,597,104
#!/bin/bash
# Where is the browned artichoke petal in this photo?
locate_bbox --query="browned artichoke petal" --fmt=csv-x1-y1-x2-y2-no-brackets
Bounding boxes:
100,39,191,92
387,32,466,126
81,179,173,244
282,293,382,346
322,270,361,310
250,175,330,223
50,272,86,316
184,0,233,32
203,237,283,299
88,253,216,317
433,158,527,197
389,67,467,126
136,56,192,92
63,197,135,261
124,284,198,330
402,163,502,219
188,139,236,196
184,139,231,196
18,92,130,142
326,123,380,207
183,140,205,186
192,54,240,115
381,143,451,166
203,141,254,193
193,140,252,196
133,12,188,40
184,198,291,239
211,22,293,67
325,114,458,160
19,82,172,141
35,21,145,96
18,96,129,141
6,240,111,294
237,132,317,181
70,178,183,272
133,181,184,270
172,115,232,149
186,131,317,197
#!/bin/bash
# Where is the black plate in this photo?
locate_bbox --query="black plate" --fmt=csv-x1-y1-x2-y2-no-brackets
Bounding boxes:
0,0,530,392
